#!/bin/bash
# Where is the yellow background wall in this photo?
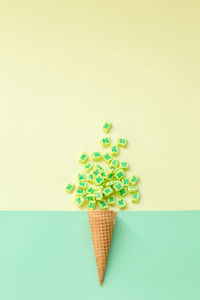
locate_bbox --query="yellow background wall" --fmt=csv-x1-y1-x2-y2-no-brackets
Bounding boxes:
0,0,200,210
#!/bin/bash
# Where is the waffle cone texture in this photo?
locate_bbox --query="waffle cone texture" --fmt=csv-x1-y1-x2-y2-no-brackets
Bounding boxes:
88,210,117,286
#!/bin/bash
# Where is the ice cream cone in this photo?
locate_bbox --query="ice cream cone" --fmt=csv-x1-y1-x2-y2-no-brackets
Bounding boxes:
88,210,117,285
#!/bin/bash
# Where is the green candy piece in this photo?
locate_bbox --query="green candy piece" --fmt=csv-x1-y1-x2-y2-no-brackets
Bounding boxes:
111,145,119,156
95,189,103,201
91,152,102,161
119,161,129,170
114,169,125,180
122,178,129,187
111,159,119,168
75,196,86,208
128,185,138,193
96,165,104,172
76,189,85,196
78,182,88,189
105,181,115,187
102,122,112,133
77,173,85,182
107,196,115,206
87,172,94,183
103,187,113,196
95,175,104,186
117,198,127,209
119,187,128,197
132,192,140,202
84,162,93,173
103,153,112,164
79,153,89,164
100,137,111,147
86,187,96,196
130,175,140,186
65,183,74,193
92,167,101,177
113,181,124,191
117,138,128,148
88,200,96,210
87,196,96,201
98,200,108,210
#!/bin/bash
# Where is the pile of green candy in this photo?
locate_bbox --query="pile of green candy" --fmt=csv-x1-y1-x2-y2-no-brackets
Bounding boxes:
65,122,140,210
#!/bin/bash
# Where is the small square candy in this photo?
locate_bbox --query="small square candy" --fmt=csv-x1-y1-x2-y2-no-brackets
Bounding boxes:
128,186,138,193
102,122,112,133
111,159,119,168
84,162,93,173
117,198,127,209
117,138,128,148
100,137,111,147
95,189,103,201
76,189,85,196
95,175,104,186
87,196,96,201
108,173,114,180
96,165,104,172
87,187,96,196
114,169,125,180
119,187,128,197
88,200,96,210
77,173,85,182
103,187,113,197
130,175,140,186
65,183,74,193
105,181,115,187
132,192,140,202
75,196,86,207
119,161,129,170
92,167,101,177
103,153,112,164
107,196,115,206
98,200,108,210
87,172,94,183
122,178,129,187
111,145,119,156
91,152,102,161
79,153,89,164
113,181,124,191
78,182,88,189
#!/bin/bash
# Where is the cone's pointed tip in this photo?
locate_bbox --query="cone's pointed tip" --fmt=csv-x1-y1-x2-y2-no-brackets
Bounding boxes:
99,278,103,286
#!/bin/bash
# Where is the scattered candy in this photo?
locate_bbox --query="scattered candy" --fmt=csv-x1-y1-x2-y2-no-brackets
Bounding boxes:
119,161,129,170
98,200,108,210
87,187,96,196
119,187,128,197
117,138,128,148
95,189,103,201
111,159,119,168
78,182,88,189
95,175,104,186
75,196,86,207
103,187,113,197
114,169,125,180
100,137,111,147
122,178,129,187
103,153,112,164
132,192,140,202
113,181,124,191
79,153,89,164
102,122,112,133
84,162,93,173
107,196,115,206
117,198,127,209
91,152,102,161
128,186,138,193
65,183,74,193
77,173,85,182
87,172,94,183
111,145,119,156
130,175,140,186
76,189,85,196
88,200,96,210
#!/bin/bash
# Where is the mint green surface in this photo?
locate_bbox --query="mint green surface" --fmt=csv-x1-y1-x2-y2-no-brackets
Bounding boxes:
0,211,200,300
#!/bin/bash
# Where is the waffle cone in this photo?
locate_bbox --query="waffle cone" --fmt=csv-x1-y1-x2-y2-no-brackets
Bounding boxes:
88,210,117,286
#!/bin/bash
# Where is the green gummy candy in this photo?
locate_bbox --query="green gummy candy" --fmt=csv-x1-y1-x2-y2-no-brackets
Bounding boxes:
111,159,119,168
117,198,127,209
87,173,94,183
114,169,125,180
98,200,108,210
79,153,89,164
78,182,88,189
111,145,119,156
100,137,111,147
105,181,115,187
113,181,124,191
88,200,96,210
119,161,129,170
65,183,74,193
107,196,115,206
117,138,128,148
75,196,86,208
84,162,93,173
122,178,129,187
77,173,85,182
95,189,103,201
103,153,112,164
128,185,138,193
87,187,96,196
92,167,101,177
119,187,128,197
95,175,104,185
103,187,113,196
130,175,140,186
102,122,112,133
132,192,140,202
91,152,102,161
76,189,85,196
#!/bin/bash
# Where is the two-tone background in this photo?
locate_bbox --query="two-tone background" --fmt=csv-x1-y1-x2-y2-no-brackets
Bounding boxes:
0,0,200,299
